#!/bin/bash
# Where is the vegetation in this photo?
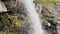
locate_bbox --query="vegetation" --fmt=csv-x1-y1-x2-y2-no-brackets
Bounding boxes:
0,0,60,34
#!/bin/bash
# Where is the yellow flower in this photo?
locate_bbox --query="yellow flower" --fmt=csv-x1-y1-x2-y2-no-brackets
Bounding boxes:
13,20,23,27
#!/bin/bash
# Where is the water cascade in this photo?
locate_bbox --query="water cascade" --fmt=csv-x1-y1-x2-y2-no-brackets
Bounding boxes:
20,0,43,34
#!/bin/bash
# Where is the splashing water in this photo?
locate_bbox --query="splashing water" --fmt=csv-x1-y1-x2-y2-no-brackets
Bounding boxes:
21,0,43,34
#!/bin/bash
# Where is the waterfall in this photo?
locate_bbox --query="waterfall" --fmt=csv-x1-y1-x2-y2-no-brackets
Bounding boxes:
20,0,43,34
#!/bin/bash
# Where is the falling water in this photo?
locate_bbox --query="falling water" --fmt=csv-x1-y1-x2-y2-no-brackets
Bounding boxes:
20,0,43,34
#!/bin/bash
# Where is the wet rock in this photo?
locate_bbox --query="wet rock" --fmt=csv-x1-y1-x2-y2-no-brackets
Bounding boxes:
5,0,16,10
18,15,25,21
16,3,26,15
48,20,58,26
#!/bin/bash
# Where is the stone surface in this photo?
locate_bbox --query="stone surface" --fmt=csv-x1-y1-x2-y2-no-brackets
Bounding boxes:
0,1,7,12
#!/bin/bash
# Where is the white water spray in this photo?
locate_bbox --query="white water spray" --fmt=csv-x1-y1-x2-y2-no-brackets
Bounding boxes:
20,0,43,34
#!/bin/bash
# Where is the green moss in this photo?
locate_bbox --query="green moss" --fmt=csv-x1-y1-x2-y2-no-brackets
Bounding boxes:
35,0,60,3
7,32,19,34
41,19,48,23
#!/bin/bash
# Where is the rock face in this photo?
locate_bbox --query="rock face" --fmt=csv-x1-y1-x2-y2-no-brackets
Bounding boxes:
0,1,7,12
35,2,60,34
0,0,60,34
